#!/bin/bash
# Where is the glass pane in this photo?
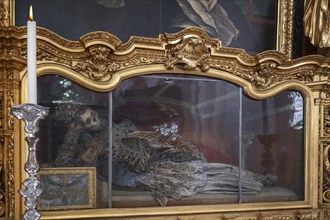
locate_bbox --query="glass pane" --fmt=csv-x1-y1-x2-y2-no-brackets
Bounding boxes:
242,91,305,202
38,75,111,209
37,74,304,210
111,75,241,207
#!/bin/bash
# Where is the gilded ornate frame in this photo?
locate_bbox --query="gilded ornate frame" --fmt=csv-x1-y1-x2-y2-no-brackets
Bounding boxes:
1,0,330,219
12,26,327,219
31,27,321,220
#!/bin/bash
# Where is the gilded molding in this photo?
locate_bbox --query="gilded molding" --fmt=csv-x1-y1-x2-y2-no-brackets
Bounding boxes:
0,2,9,26
0,24,27,219
7,133,14,219
259,217,293,220
259,211,319,220
6,90,15,219
80,32,121,49
325,107,330,136
32,26,329,91
324,143,330,202
324,206,330,220
277,0,294,59
296,211,319,219
0,90,4,217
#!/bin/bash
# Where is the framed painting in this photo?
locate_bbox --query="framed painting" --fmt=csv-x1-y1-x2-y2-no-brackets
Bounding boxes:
12,0,294,57
38,167,96,210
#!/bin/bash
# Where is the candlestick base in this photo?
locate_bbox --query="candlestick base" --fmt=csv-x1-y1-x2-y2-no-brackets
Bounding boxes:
10,104,49,220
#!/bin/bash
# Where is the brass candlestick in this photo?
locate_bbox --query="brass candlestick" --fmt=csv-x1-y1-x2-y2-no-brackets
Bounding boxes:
10,104,49,220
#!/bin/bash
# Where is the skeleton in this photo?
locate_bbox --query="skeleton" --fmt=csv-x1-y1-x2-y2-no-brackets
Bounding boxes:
111,120,263,206
54,106,107,167
54,106,263,206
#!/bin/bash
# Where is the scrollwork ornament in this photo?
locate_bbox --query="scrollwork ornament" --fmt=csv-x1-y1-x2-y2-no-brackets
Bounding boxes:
8,133,15,218
255,61,278,88
324,190,330,203
259,216,293,220
165,37,211,72
10,104,49,220
297,212,319,220
323,143,330,202
325,106,330,136
73,46,120,81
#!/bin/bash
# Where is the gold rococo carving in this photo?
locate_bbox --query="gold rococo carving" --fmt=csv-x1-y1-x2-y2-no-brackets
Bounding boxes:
165,37,211,72
277,0,293,59
73,46,118,81
324,143,330,203
325,107,330,136
297,212,319,220
259,217,293,220
80,32,121,49
0,3,9,26
5,25,324,92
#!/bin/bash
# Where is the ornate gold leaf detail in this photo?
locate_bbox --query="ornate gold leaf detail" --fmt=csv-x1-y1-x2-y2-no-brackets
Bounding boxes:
36,48,72,66
0,90,4,217
227,217,257,220
0,91,2,130
6,90,14,130
37,28,84,50
259,216,293,220
121,51,166,68
5,90,15,217
324,143,330,203
0,138,4,217
165,37,211,72
323,206,330,220
0,3,9,26
80,32,121,49
161,27,221,49
21,40,78,67
278,0,293,59
119,36,163,52
296,212,319,220
7,133,15,218
210,56,318,90
73,46,119,81
325,107,330,136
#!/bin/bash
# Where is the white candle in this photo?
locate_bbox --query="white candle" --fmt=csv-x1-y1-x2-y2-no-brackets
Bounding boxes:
27,5,37,104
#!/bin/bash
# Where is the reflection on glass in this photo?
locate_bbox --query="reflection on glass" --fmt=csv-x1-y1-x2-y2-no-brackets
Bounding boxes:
37,74,304,210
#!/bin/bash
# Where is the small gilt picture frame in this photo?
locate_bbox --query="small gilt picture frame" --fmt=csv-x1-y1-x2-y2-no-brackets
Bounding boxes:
38,167,96,210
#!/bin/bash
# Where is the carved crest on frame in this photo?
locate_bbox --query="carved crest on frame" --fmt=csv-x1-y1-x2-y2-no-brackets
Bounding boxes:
162,28,220,72
165,37,211,72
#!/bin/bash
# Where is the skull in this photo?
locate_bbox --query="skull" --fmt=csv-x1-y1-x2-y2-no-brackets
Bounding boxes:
79,107,101,129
